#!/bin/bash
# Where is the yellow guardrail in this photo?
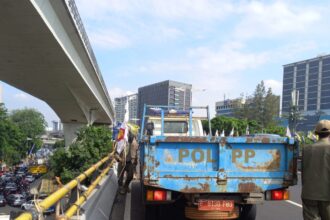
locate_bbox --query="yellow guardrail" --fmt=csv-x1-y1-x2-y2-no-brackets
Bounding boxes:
59,159,116,219
16,154,113,220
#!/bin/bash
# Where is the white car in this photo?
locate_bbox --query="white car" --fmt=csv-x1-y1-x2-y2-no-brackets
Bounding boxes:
25,175,35,183
21,200,36,210
21,199,55,214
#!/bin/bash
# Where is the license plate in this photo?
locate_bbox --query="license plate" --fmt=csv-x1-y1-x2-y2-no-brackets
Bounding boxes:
198,199,234,211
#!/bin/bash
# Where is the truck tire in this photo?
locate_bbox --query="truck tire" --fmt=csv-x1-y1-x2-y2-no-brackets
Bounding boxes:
239,204,256,220
131,181,145,220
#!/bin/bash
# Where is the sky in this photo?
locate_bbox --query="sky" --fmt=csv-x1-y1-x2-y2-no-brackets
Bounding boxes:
1,0,330,127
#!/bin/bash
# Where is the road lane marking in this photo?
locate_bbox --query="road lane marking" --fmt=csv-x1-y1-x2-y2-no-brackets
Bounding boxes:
286,200,302,208
124,191,131,220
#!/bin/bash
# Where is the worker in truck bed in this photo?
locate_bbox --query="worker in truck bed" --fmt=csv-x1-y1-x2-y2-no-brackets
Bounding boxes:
301,120,330,220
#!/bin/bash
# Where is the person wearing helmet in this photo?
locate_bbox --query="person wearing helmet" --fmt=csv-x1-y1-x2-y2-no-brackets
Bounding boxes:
301,120,330,220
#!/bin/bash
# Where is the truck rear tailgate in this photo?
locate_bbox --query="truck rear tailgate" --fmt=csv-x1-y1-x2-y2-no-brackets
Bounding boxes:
143,136,297,193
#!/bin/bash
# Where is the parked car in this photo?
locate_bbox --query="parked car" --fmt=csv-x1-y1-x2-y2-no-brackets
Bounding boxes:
5,182,17,192
21,199,35,210
16,171,26,178
24,175,35,183
2,173,14,182
0,194,6,207
6,194,26,207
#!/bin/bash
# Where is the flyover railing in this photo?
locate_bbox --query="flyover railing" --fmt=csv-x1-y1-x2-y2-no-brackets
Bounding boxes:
16,153,115,220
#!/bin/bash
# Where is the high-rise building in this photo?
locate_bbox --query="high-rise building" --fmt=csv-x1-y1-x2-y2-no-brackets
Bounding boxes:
114,94,138,123
138,80,192,121
282,54,330,131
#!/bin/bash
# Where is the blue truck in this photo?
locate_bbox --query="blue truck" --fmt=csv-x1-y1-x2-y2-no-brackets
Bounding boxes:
131,105,298,220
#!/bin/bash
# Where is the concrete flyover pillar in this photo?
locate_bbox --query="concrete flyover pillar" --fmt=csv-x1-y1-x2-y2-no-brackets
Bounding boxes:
63,122,85,147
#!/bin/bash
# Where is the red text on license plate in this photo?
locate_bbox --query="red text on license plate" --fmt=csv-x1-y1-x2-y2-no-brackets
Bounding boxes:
198,200,234,211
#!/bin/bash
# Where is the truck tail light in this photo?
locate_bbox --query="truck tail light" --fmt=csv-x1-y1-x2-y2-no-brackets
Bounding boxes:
265,189,289,200
146,190,154,201
154,190,166,201
146,190,171,201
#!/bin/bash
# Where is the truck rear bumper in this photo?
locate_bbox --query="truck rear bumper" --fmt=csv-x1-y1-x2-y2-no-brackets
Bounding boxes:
185,206,239,220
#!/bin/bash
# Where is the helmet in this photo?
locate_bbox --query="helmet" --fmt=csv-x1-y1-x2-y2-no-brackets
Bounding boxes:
127,123,140,136
315,120,330,134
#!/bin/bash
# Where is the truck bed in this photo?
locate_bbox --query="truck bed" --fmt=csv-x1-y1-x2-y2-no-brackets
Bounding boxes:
142,135,297,193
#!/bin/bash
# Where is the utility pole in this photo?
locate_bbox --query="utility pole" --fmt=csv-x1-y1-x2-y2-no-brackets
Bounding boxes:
290,89,299,134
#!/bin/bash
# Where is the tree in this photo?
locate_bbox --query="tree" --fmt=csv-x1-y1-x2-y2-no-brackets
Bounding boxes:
234,81,280,129
0,104,24,165
203,116,261,136
52,140,65,149
10,108,47,138
49,125,113,183
264,88,280,127
10,108,47,154
234,94,251,120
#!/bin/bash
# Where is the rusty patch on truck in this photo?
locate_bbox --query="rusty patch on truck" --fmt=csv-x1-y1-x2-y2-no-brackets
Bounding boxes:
163,174,174,178
238,182,262,192
181,183,210,193
245,136,287,144
246,137,270,143
220,137,226,147
163,136,209,143
165,151,174,163
235,149,281,171
161,175,213,182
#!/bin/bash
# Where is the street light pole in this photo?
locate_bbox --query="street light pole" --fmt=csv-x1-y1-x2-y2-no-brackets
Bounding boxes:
290,89,299,134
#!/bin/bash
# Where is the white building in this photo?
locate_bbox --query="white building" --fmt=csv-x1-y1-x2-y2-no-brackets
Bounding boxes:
114,94,138,124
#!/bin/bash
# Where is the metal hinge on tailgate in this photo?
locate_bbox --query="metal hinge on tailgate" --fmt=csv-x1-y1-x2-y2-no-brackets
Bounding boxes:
217,170,227,185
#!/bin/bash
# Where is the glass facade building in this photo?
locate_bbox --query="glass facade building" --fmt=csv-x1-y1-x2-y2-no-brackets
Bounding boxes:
282,55,330,132
138,80,192,122
282,54,330,116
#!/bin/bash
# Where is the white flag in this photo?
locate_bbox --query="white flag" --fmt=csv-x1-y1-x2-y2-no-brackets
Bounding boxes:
220,130,225,137
246,125,250,135
229,127,234,137
286,126,291,138
295,132,301,142
215,130,219,137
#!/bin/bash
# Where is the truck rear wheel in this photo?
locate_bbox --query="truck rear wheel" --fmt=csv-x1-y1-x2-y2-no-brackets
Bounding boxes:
131,181,144,220
239,204,256,220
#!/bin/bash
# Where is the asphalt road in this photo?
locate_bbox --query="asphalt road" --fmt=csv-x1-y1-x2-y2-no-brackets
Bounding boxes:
110,174,303,220
257,173,303,220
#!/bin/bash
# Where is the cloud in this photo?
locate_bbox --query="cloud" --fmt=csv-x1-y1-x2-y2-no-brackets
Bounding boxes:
13,93,32,101
74,0,330,117
129,41,270,116
234,1,321,40
89,29,131,49
76,0,234,21
76,0,236,49
264,79,282,95
109,87,136,101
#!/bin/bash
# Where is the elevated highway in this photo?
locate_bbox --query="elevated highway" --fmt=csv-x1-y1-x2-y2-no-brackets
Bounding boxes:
0,0,114,144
